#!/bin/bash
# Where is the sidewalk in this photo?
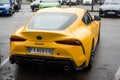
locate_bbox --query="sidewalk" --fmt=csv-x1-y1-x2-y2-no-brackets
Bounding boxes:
62,5,100,12
80,5,100,12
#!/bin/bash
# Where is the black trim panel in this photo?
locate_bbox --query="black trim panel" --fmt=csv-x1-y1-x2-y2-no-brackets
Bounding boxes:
10,54,86,70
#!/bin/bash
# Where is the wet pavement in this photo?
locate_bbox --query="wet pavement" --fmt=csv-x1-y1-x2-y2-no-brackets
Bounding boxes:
0,4,120,80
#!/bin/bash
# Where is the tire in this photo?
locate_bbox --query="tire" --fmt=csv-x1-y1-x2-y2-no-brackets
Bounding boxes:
99,13,105,17
12,10,15,14
32,8,35,12
98,30,100,43
0,53,1,64
9,11,13,16
19,5,21,9
87,54,94,70
99,13,102,17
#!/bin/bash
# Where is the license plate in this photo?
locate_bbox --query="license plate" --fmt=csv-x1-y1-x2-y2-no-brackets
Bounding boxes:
107,12,115,14
28,47,54,54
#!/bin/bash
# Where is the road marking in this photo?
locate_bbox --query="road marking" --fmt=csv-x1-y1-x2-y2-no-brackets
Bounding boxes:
0,57,9,68
115,67,120,80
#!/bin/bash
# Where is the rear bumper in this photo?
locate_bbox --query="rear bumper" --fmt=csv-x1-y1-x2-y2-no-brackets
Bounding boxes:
10,54,86,70
99,10,120,17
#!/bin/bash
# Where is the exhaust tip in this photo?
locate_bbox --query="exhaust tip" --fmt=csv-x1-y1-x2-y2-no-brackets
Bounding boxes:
64,65,70,71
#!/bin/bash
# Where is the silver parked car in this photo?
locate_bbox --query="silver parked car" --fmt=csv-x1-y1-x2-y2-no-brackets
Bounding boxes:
99,0,120,17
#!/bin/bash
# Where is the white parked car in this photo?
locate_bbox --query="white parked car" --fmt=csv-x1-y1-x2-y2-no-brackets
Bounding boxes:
83,0,92,5
99,0,120,17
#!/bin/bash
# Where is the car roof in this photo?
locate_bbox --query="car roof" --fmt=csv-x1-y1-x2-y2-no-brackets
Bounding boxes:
36,7,86,16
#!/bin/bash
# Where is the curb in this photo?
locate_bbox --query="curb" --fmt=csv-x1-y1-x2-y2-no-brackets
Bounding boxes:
21,2,99,12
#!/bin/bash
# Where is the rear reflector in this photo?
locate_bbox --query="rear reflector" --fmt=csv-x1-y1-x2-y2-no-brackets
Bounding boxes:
55,39,81,46
10,36,26,41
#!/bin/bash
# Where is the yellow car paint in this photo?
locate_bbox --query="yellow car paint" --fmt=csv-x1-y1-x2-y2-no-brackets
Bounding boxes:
10,8,101,70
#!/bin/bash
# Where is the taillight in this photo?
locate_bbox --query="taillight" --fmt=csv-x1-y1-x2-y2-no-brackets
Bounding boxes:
55,39,82,46
10,36,26,41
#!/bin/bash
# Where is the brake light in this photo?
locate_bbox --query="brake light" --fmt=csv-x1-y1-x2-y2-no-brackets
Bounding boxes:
55,40,82,46
10,36,26,41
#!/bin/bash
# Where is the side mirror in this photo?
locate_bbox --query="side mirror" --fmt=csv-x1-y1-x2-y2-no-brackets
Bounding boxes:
93,15,101,21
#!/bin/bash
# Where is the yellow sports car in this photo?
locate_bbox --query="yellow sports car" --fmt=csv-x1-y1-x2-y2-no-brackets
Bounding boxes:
10,8,101,70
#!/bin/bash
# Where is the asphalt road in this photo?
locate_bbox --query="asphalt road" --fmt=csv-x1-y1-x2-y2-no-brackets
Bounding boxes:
0,4,120,80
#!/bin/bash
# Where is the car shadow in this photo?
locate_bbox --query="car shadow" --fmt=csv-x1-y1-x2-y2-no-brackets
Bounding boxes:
14,63,91,80
0,14,12,17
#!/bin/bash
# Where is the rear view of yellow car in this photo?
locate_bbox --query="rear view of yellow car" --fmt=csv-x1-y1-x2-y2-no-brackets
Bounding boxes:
10,8,101,70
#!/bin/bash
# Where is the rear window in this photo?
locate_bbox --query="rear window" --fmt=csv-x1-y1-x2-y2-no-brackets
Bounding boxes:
28,12,77,30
